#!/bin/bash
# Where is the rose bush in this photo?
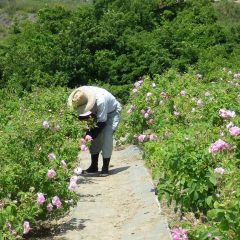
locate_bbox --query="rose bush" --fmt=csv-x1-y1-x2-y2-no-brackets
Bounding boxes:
118,69,240,239
0,87,86,239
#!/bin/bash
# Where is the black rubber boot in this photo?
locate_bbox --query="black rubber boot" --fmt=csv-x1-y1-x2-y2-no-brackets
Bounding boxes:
100,158,110,177
82,154,99,174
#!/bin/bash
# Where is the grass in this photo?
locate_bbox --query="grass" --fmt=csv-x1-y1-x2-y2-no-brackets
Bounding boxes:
214,0,240,26
0,0,92,13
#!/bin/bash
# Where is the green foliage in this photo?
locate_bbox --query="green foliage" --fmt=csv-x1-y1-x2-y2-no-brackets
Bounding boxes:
0,0,239,105
0,87,85,237
121,69,240,239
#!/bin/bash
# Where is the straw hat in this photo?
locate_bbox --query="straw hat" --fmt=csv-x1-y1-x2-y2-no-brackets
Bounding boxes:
68,87,96,115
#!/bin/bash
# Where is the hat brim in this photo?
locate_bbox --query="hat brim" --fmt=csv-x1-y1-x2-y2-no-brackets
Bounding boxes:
68,87,96,115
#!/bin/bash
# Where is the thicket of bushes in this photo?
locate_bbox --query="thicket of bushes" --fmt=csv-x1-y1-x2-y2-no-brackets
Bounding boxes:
119,69,240,239
0,0,239,103
0,87,87,239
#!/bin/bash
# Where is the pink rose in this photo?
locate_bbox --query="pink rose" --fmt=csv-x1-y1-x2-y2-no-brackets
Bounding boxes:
226,122,234,129
70,176,78,183
140,109,146,115
229,126,240,136
37,193,45,205
171,227,189,240
47,169,56,179
23,221,31,235
48,153,56,160
137,134,146,143
47,203,53,212
68,181,77,192
132,88,138,93
85,135,93,142
80,144,88,151
214,167,225,175
149,134,157,141
144,113,149,119
209,139,230,153
219,109,236,119
52,196,62,209
134,80,143,88
179,90,186,96
42,121,49,129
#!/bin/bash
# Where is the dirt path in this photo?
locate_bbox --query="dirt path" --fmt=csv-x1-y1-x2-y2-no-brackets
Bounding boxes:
46,145,171,240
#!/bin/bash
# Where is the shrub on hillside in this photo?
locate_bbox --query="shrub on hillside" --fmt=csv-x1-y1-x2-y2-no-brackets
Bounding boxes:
120,69,240,239
0,87,86,239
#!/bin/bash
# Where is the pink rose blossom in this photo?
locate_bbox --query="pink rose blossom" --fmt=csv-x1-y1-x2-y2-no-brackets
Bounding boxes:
48,153,56,160
68,181,77,192
171,227,189,240
147,107,153,114
234,73,240,79
42,121,49,129
134,80,143,88
80,144,88,151
47,169,56,179
209,139,230,153
226,122,234,129
70,176,78,183
132,88,138,93
179,90,186,96
144,113,149,119
37,193,45,205
140,109,146,115
47,203,53,212
214,167,225,175
23,221,31,235
149,134,157,141
229,126,240,136
85,135,93,142
219,109,236,119
137,134,146,143
52,196,62,209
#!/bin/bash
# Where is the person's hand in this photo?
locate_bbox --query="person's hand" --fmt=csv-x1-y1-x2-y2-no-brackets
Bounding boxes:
78,115,90,121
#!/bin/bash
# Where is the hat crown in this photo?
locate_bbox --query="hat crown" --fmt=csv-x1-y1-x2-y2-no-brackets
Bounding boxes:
72,91,88,108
